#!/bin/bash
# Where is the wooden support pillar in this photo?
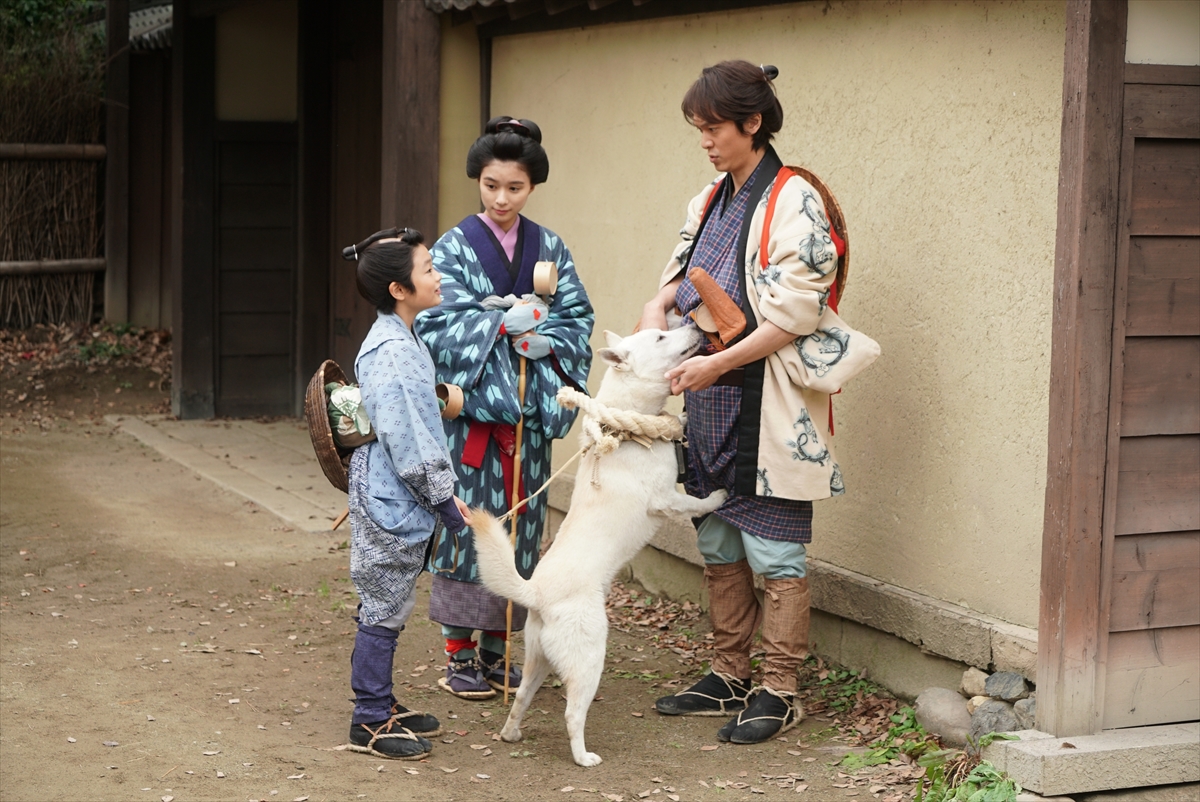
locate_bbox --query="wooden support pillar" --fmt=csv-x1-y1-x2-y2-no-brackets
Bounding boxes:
170,0,217,419
104,0,130,323
1036,0,1127,738
296,0,333,414
380,1,441,238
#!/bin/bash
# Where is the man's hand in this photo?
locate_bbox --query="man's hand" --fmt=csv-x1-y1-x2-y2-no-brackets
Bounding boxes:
666,353,729,394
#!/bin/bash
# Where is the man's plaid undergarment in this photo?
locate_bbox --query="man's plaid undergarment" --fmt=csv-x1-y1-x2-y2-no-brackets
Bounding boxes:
676,162,813,545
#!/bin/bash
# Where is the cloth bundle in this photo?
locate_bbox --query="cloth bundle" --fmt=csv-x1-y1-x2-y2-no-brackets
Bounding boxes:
327,382,376,449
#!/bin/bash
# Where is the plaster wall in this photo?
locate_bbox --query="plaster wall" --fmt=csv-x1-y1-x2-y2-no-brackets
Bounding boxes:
1127,0,1200,65
439,17,483,234
214,0,297,122
489,0,1065,629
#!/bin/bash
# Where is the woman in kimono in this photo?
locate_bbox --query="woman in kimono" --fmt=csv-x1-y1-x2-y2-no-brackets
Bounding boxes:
418,117,594,699
640,62,848,744
343,228,470,759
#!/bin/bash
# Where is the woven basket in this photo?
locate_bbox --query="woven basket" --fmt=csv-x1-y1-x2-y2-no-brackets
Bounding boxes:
788,166,850,303
305,359,351,493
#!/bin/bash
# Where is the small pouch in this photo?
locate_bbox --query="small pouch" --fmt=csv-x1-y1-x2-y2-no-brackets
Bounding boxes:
784,308,880,395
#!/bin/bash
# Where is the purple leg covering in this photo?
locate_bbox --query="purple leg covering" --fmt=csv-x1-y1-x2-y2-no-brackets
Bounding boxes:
350,621,398,724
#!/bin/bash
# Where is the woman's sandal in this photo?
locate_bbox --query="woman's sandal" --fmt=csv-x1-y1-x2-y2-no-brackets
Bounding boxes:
347,719,433,760
436,657,498,700
716,686,803,744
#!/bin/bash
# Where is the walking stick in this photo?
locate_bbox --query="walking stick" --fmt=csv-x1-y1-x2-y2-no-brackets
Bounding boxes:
503,262,555,705
504,353,527,705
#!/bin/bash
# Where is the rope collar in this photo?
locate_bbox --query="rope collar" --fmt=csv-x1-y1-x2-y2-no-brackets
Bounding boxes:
556,387,683,456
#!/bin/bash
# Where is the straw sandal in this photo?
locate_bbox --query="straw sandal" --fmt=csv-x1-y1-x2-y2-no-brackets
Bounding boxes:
437,657,497,700
388,702,441,736
347,718,433,760
716,686,803,744
654,671,752,717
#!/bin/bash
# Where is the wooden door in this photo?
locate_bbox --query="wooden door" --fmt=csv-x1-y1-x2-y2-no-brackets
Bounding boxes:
213,122,298,417
1100,64,1200,729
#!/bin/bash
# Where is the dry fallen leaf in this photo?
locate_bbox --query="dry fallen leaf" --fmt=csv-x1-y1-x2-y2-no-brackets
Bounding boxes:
561,787,575,793
700,744,719,751
440,767,458,773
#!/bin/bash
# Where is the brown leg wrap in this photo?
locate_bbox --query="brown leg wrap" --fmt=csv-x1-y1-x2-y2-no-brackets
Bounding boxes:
760,577,810,694
705,560,762,679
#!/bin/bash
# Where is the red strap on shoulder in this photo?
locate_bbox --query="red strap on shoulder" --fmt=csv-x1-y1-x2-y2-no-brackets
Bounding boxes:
760,166,846,271
760,166,795,270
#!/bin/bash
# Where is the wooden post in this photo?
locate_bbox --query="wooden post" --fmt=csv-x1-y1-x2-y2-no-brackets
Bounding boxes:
104,0,130,323
380,1,440,236
296,0,333,415
170,0,217,419
1036,0,1127,738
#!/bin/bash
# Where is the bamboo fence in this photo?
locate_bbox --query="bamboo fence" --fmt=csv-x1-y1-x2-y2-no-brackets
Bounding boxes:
0,24,105,329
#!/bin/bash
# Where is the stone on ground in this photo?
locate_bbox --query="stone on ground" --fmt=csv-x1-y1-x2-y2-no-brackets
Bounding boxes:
1014,694,1037,729
961,666,989,698
984,670,1029,701
970,698,1021,741
914,686,972,747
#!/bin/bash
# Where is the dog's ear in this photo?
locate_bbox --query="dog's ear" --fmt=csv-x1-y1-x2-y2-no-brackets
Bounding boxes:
603,329,624,349
597,347,630,371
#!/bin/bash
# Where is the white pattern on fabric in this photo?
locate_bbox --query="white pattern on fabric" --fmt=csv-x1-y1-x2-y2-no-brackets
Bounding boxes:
348,447,430,626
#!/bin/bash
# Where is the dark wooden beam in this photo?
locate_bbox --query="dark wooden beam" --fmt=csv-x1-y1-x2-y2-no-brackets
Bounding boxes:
1037,0,1127,738
380,1,440,238
171,0,217,418
296,0,333,415
0,143,107,159
104,0,130,323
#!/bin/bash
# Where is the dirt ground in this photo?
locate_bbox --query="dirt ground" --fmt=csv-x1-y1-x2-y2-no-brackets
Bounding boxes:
1,352,895,802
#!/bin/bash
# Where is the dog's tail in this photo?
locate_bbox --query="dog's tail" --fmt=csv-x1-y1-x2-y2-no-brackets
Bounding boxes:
468,509,538,611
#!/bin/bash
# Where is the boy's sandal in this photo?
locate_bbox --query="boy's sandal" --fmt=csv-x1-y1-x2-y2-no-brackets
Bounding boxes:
437,659,498,700
654,671,752,717
716,686,803,744
388,703,442,736
347,720,433,760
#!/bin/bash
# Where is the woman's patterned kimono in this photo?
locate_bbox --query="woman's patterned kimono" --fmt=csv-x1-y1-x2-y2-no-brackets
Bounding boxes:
418,214,594,630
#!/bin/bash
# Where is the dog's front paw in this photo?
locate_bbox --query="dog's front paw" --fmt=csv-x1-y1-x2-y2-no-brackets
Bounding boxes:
575,751,603,768
705,489,729,508
499,724,522,743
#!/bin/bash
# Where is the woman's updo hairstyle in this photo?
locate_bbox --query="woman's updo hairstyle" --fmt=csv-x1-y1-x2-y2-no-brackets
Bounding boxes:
681,60,784,151
344,227,426,313
466,116,550,185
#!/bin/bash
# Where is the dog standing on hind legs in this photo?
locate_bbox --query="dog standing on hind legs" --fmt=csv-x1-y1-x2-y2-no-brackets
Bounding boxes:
470,325,727,767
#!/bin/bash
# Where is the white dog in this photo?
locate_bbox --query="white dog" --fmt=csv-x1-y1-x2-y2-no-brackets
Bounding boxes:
470,326,728,767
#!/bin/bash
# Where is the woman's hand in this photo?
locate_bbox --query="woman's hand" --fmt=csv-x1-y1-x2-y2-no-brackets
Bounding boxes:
637,278,683,332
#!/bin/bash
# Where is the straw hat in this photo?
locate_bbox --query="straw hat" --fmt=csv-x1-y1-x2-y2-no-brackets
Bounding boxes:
788,165,850,303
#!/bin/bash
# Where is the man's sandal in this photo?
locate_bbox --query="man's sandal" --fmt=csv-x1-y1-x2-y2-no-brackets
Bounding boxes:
436,657,497,700
347,719,433,760
654,671,752,717
716,686,804,744
388,702,441,736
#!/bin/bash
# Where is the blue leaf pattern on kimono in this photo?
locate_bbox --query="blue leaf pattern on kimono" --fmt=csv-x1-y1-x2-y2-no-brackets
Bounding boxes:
417,219,595,583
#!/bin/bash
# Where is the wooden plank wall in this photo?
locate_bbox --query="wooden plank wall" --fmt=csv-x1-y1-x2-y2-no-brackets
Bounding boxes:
1101,64,1200,730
